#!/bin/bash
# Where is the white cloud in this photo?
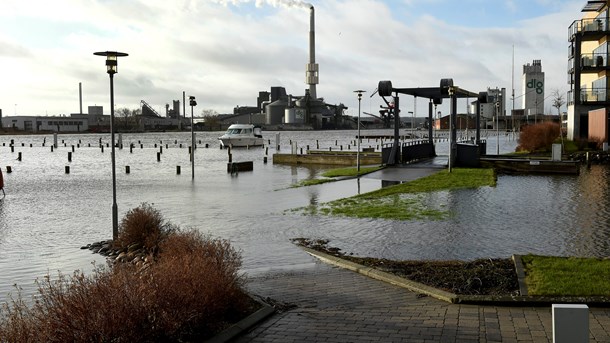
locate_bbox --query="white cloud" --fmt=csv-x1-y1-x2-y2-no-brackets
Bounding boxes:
0,0,582,117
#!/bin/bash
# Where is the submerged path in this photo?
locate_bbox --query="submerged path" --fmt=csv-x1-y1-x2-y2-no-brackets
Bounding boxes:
236,262,610,342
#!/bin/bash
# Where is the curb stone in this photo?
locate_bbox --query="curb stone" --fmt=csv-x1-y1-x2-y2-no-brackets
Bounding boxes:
204,299,275,343
301,246,610,306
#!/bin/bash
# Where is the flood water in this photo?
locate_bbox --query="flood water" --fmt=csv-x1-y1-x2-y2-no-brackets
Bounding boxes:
0,129,608,302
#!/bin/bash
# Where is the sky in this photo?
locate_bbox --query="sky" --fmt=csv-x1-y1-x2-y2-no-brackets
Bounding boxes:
0,0,586,118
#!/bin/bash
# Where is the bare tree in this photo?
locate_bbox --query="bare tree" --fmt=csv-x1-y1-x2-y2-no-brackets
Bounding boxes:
200,109,218,117
552,89,566,117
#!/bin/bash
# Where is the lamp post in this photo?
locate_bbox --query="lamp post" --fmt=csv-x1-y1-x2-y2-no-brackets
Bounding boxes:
94,51,128,241
189,96,197,180
354,90,365,174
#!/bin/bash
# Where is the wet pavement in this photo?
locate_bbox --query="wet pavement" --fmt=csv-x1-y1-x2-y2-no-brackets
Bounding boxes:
237,263,610,342
233,161,610,342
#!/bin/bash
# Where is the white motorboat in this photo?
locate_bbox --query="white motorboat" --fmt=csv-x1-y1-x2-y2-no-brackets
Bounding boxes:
218,124,264,147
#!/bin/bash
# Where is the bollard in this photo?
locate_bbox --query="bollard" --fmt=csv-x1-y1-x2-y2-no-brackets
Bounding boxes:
155,143,157,148
17,152,22,161
179,143,183,148
51,146,54,152
125,166,130,174
263,156,268,164
205,143,209,148
101,146,104,153
552,304,588,343
11,146,14,153
21,143,24,147
157,152,161,162
88,143,91,147
140,144,143,149
65,166,70,174
30,144,33,148
176,166,181,175
77,144,79,148
68,152,72,162
160,146,163,154
6,166,12,173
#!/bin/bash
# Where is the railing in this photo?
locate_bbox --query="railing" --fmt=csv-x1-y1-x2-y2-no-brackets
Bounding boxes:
580,53,609,68
567,88,610,105
569,18,609,39
581,87,608,102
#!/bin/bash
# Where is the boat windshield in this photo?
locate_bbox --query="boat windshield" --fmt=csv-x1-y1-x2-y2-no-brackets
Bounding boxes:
226,128,252,135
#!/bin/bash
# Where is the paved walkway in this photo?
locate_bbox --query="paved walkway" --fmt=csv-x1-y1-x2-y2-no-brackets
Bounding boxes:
236,262,610,342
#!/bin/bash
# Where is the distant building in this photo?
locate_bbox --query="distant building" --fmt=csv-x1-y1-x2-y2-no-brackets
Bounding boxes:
522,60,545,117
568,1,610,143
1,115,88,132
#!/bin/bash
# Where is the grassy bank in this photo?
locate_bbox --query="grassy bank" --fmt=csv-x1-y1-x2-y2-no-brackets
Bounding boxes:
295,168,496,221
0,204,255,342
522,255,610,296
291,165,384,188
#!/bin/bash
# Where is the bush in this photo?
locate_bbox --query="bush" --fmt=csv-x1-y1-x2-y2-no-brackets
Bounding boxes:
516,122,560,152
0,214,253,342
115,203,176,252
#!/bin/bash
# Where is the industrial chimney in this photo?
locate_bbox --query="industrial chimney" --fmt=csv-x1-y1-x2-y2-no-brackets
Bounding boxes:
305,5,318,100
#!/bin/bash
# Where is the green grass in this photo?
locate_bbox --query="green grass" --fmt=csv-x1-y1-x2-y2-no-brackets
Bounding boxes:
291,178,335,188
321,166,384,178
289,166,384,188
358,168,496,199
522,255,610,296
292,168,495,220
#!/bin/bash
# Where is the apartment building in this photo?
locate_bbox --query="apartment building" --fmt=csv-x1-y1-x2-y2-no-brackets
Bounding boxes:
568,0,610,144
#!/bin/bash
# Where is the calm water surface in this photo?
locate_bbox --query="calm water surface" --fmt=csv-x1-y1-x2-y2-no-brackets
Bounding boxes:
0,129,608,302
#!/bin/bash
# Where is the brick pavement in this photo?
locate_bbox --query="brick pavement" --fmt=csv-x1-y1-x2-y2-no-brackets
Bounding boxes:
235,262,610,342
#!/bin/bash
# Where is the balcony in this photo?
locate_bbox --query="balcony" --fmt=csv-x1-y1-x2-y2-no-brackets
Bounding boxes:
580,53,609,70
570,87,610,105
569,18,610,41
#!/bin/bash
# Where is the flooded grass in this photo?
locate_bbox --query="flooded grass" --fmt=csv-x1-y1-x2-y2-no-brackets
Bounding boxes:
293,168,495,220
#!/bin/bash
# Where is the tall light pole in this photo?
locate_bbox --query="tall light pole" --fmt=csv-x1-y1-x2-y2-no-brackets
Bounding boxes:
354,90,365,174
189,96,197,179
94,51,128,241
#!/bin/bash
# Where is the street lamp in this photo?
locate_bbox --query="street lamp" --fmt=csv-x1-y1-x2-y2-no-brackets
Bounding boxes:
189,95,197,180
354,90,365,174
94,50,128,241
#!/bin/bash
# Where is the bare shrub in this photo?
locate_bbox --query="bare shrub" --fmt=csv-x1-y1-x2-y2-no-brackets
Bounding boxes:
517,122,560,152
0,223,253,342
115,203,176,252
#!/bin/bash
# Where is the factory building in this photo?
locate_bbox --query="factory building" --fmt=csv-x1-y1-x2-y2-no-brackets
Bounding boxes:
522,60,545,118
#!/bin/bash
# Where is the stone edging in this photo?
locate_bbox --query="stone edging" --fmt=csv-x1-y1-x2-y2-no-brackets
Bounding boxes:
205,300,275,343
300,246,610,306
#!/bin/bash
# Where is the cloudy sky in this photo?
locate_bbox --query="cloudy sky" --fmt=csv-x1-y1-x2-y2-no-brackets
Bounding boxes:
0,0,584,118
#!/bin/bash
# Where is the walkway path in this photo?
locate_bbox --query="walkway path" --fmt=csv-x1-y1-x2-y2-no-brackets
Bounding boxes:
236,262,610,342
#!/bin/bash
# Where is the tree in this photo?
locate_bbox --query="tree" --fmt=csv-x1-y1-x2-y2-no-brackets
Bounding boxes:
200,109,218,117
115,107,141,131
551,89,566,117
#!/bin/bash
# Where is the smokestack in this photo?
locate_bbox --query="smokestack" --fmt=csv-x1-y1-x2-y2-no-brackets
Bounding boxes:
306,5,318,100
79,82,83,115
